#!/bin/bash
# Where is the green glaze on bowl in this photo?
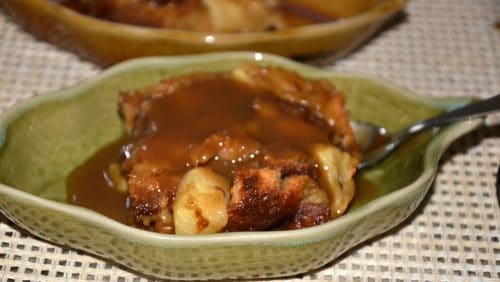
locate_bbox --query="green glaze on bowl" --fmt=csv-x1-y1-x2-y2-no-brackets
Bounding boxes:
2,0,407,66
0,53,481,280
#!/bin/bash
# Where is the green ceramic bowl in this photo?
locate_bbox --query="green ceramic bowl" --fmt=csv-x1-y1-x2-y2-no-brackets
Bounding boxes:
2,0,407,66
0,53,481,280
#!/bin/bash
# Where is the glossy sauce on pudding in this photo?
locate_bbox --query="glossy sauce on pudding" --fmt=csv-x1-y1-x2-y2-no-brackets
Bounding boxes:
67,74,375,225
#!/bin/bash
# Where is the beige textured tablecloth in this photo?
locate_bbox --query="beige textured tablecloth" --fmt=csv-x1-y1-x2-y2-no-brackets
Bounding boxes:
1,0,499,281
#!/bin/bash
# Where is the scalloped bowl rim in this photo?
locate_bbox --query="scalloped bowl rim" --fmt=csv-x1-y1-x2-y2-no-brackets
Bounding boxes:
45,0,407,44
0,52,481,247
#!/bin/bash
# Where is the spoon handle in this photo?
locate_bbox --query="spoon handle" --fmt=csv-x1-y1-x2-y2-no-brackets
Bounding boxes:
359,94,500,170
405,93,500,135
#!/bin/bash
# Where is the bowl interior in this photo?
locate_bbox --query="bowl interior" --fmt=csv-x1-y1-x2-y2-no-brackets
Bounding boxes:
0,53,457,213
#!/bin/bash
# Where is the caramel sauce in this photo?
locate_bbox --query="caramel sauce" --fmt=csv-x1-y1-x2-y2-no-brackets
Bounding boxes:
125,75,330,179
67,139,129,223
67,75,378,223
351,176,379,208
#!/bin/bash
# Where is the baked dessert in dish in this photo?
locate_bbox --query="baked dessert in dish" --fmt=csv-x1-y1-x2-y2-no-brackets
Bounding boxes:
54,0,337,32
3,1,407,64
68,64,361,234
117,64,359,234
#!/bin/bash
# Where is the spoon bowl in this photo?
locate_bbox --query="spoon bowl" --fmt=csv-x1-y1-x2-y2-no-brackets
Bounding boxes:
353,93,500,169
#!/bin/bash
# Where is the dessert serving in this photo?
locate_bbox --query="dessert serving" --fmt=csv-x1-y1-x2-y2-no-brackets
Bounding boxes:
1,0,407,64
55,0,338,32
67,64,361,234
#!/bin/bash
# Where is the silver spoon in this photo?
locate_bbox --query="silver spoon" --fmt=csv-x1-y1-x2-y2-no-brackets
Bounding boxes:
352,93,500,170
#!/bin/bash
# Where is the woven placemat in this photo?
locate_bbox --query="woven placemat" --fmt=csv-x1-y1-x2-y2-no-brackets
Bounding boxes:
1,0,499,281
